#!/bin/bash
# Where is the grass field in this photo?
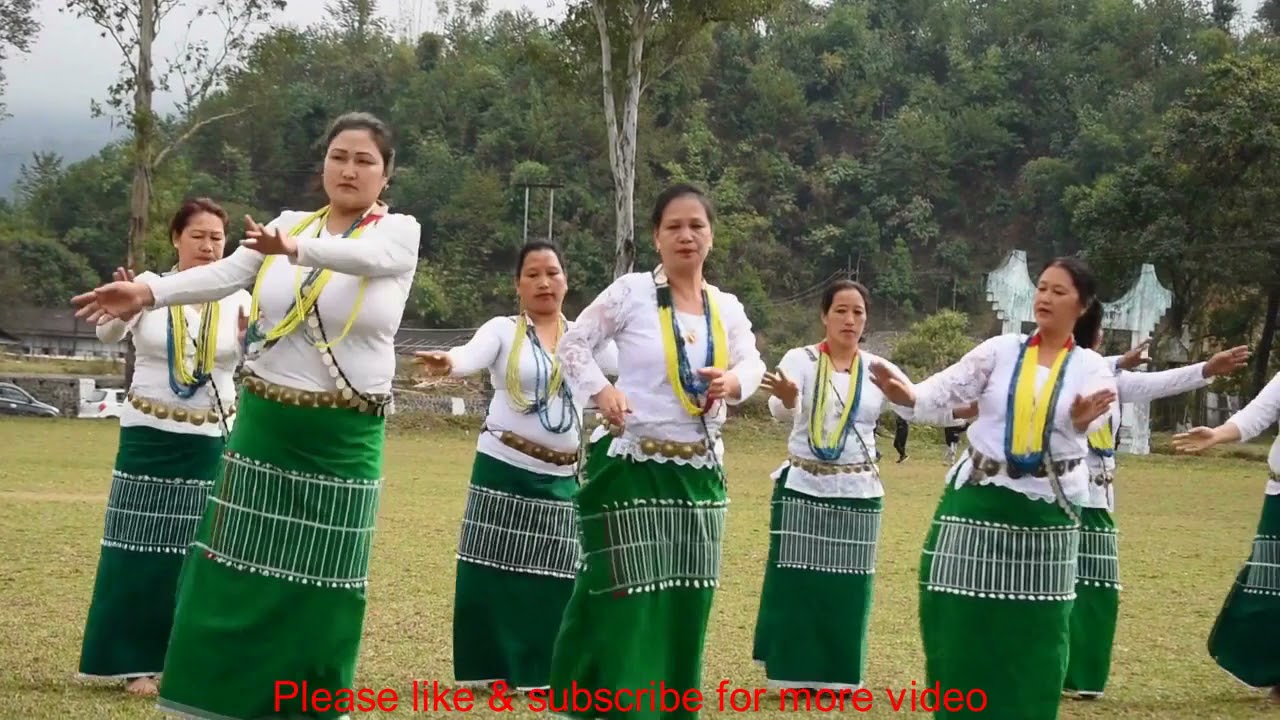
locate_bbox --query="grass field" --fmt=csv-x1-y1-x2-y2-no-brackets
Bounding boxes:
2,414,1279,719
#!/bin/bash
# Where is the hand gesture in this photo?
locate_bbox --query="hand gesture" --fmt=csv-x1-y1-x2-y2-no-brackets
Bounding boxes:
1070,389,1116,431
593,384,631,429
868,361,915,407
1204,345,1250,378
1171,426,1220,454
241,215,298,257
413,351,453,379
71,274,153,324
697,367,741,403
71,267,139,325
1116,340,1150,370
761,367,799,409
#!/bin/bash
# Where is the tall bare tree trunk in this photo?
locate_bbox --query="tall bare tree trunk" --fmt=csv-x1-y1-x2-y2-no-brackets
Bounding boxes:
1252,281,1280,399
593,0,648,279
123,0,155,388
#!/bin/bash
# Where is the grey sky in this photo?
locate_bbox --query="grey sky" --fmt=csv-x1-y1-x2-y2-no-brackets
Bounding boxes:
0,0,565,178
3,0,564,117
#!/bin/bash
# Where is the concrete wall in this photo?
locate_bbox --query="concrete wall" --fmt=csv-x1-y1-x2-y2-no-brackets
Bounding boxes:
0,373,491,419
392,389,488,416
0,373,124,416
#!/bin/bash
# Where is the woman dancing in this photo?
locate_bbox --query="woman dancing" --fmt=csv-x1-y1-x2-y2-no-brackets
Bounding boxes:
76,198,249,697
415,240,617,692
1173,368,1280,700
871,257,1117,719
71,111,419,720
1064,334,1249,700
751,279,936,691
545,184,765,719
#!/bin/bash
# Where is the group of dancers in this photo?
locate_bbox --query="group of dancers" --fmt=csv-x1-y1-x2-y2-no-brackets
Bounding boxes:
63,109,1276,720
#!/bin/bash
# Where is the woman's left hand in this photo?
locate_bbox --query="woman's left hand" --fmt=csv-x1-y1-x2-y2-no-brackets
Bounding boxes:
1070,389,1116,431
1203,345,1250,377
241,215,298,257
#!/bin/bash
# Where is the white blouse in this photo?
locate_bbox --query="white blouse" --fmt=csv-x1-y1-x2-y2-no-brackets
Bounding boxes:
97,271,250,437
556,269,767,468
1224,370,1280,493
1083,358,1210,511
913,333,1118,506
139,210,420,396
768,346,921,499
446,315,619,477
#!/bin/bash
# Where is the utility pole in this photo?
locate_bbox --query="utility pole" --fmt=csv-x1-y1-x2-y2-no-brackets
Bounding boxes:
517,181,566,244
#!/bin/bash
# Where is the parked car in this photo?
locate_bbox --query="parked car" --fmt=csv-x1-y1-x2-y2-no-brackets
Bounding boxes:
80,387,126,419
0,382,60,418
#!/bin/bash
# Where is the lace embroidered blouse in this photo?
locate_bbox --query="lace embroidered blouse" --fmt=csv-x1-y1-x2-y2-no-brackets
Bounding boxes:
1225,370,1280,492
767,346,922,499
913,333,1118,506
556,270,767,468
139,210,420,396
445,315,619,477
1082,357,1210,511
96,271,250,437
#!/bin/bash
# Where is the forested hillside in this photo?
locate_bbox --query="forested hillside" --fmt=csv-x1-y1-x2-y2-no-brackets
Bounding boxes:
1,0,1277,384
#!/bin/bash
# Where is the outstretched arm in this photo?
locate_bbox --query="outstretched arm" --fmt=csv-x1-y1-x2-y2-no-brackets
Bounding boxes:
1224,373,1280,444
139,248,264,308
1115,362,1209,404
445,319,505,377
293,214,421,278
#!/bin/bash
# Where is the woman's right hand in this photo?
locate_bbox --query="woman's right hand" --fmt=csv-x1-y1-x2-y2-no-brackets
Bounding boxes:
761,368,799,409
869,361,916,407
1171,426,1221,454
72,272,152,324
593,384,630,429
414,351,453,378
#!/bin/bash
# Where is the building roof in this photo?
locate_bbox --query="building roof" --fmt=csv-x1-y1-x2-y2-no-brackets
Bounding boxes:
0,307,101,340
860,330,904,357
394,326,478,354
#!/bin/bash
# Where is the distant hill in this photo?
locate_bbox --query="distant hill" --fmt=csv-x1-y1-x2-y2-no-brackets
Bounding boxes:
0,110,122,199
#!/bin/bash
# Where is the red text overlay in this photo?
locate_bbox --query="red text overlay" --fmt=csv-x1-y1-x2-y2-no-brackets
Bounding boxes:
273,679,988,713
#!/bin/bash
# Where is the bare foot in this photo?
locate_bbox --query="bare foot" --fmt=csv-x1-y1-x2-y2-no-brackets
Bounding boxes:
1269,686,1280,703
125,676,159,696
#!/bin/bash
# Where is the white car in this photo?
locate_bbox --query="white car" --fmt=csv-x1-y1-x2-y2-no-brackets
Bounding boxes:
80,387,126,419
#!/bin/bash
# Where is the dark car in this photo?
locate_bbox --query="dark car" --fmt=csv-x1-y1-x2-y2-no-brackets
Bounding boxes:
0,382,60,417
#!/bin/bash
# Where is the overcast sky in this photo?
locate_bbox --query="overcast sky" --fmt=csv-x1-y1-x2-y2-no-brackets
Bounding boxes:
0,0,565,175
0,0,1266,179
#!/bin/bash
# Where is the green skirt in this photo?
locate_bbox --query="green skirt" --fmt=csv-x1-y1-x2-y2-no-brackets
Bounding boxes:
1207,490,1280,688
454,451,579,690
545,436,727,720
919,479,1079,719
156,387,386,720
752,469,882,689
78,425,224,679
1064,507,1120,696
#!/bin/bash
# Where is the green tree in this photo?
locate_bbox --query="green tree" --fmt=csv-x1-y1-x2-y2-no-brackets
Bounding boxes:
889,310,976,381
563,0,781,276
0,236,99,307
